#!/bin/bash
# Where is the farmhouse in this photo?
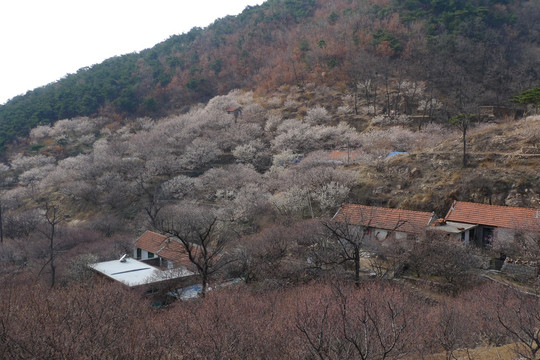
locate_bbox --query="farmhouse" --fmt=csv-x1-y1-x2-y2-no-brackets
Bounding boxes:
89,230,198,291
135,230,193,270
334,203,437,240
225,106,242,121
443,200,540,247
322,150,364,164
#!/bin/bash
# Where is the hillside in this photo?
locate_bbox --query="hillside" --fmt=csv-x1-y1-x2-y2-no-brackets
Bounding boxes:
1,84,539,240
0,2,539,359
0,83,538,360
1,0,539,153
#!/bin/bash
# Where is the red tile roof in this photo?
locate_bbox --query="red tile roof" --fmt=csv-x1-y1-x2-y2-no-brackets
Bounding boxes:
445,201,540,231
334,204,436,234
136,231,192,268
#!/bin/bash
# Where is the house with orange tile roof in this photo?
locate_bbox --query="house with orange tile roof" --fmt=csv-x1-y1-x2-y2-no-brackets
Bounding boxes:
225,106,242,121
444,201,540,247
333,203,437,241
88,231,198,295
135,230,194,271
325,150,364,164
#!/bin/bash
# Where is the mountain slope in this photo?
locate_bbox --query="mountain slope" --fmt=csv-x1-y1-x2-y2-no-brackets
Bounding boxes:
0,0,539,154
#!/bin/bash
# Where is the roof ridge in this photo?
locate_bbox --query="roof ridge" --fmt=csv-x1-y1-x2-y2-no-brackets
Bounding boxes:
454,200,538,212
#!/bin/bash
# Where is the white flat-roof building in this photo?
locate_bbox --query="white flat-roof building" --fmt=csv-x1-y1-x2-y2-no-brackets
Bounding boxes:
89,257,194,288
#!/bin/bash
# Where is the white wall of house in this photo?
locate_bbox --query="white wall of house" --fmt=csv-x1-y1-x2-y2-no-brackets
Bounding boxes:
134,248,178,269
395,231,407,240
373,229,407,240
362,228,410,251
463,230,470,244
135,248,156,261
374,229,389,240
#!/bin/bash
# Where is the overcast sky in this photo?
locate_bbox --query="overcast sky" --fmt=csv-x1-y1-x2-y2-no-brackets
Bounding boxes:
0,0,266,105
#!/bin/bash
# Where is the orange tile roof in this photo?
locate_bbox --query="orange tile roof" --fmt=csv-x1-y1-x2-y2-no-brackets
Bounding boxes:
136,230,168,252
334,204,436,234
226,106,242,112
327,150,363,162
445,201,540,231
136,231,192,268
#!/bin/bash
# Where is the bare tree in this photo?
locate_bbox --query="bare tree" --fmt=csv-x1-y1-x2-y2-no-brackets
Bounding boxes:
407,232,476,291
496,288,540,360
236,224,300,283
450,112,477,168
429,303,471,360
135,175,165,230
320,211,405,284
37,201,65,288
157,205,234,297
296,282,418,360
320,217,371,284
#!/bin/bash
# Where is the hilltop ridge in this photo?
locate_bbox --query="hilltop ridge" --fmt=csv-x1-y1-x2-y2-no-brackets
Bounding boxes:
0,0,539,152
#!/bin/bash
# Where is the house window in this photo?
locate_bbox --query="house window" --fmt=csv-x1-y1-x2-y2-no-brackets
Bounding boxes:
148,251,155,258
483,228,494,248
136,248,142,259
469,228,476,243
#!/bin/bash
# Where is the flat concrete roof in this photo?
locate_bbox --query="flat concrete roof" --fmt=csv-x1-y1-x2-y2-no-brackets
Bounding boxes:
89,258,194,287
431,221,478,234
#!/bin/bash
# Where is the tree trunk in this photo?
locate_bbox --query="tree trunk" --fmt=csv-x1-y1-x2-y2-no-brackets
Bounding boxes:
373,81,378,115
0,202,3,243
385,76,391,116
201,273,208,298
307,196,315,219
49,225,56,288
354,245,360,285
354,86,359,115
462,126,467,168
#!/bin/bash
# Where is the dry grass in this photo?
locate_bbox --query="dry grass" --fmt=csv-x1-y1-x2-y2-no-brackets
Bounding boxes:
469,116,540,154
429,343,518,360
345,114,540,213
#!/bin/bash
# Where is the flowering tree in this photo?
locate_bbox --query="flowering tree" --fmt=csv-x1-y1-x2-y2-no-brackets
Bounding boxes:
305,105,331,125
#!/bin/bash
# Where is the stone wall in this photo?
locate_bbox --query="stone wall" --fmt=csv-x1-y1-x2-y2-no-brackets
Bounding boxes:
501,261,539,278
